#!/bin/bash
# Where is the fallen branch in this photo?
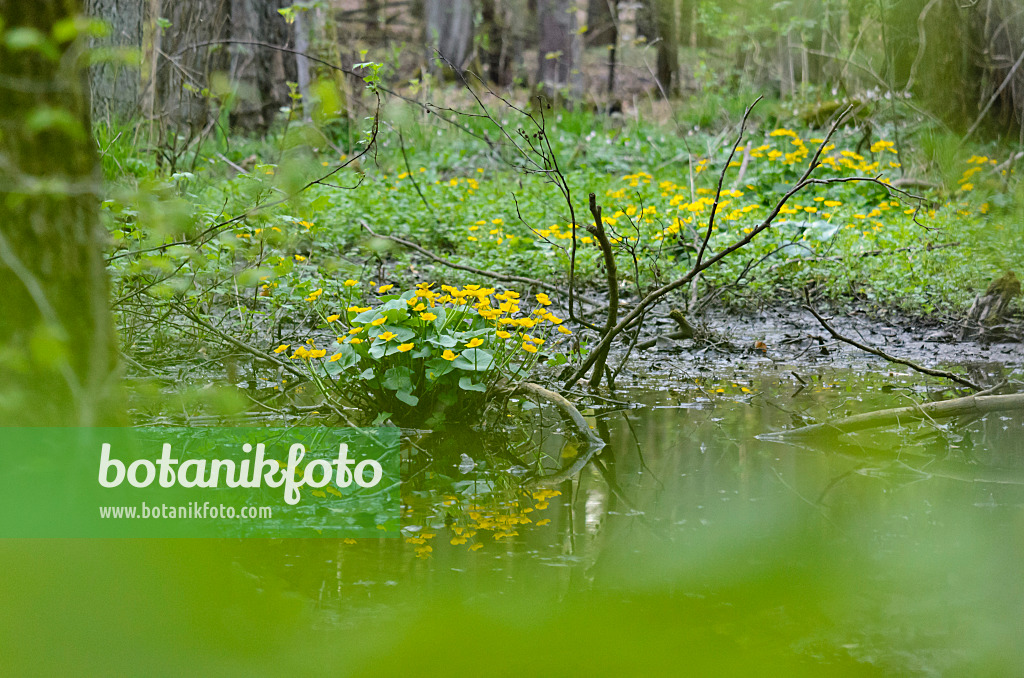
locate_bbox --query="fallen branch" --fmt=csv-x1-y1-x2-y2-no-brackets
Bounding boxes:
499,381,605,449
758,393,1024,440
804,304,983,391
636,329,693,351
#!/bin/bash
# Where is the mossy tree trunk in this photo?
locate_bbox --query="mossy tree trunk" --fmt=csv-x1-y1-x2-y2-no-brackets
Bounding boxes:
0,0,124,426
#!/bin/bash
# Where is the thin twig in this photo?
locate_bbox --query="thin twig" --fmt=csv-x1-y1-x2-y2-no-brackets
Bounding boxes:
360,221,605,311
803,304,982,391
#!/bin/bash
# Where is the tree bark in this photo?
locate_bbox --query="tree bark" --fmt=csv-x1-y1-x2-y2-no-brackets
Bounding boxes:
536,0,579,99
635,0,677,95
481,0,511,85
0,0,124,426
652,0,677,96
85,0,145,123
424,0,474,73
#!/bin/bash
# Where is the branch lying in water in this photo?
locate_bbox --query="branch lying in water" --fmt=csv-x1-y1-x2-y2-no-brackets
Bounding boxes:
758,393,1024,441
498,381,606,450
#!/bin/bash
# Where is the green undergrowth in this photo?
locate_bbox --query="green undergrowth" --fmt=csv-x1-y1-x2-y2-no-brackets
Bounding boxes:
102,94,1024,354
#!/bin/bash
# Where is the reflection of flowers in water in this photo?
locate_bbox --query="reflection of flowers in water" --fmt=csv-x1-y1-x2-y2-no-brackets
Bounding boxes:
404,488,562,559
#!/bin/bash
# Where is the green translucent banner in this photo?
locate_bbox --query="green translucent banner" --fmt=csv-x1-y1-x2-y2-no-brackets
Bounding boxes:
0,427,400,538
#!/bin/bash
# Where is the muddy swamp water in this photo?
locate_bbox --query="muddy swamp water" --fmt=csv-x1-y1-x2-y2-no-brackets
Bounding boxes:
2,316,1021,677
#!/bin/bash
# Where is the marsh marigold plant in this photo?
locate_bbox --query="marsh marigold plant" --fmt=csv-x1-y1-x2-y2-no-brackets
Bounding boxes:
289,281,572,427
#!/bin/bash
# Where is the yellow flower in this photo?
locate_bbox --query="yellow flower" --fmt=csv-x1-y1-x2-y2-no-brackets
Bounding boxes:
343,279,359,287
442,349,458,361
291,346,310,359
378,331,396,342
413,303,426,312
469,543,483,551
521,342,538,353
347,306,370,313
557,326,572,335
371,317,387,326
496,330,511,339
273,344,289,354
349,326,365,334
535,293,551,306
329,352,344,362
293,254,306,262
466,338,484,348
308,349,327,359
305,288,323,302
420,312,437,321
397,342,414,352
377,284,394,293
325,314,340,323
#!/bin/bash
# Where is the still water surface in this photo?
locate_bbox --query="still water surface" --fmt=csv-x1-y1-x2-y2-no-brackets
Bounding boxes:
3,366,1022,676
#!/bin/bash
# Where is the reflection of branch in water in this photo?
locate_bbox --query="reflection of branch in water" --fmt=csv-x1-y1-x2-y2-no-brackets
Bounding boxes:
529,442,603,487
761,393,1024,441
767,463,846,535
589,456,671,541
618,411,662,489
814,467,865,506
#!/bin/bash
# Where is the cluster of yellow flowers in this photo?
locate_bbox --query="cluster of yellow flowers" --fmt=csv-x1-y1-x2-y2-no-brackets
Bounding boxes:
275,282,572,364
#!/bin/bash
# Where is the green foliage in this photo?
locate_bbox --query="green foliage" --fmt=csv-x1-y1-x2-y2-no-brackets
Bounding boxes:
290,283,570,427
99,83,1023,425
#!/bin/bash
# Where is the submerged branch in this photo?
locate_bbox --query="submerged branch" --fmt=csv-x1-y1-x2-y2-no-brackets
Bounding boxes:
759,393,1024,441
499,381,606,450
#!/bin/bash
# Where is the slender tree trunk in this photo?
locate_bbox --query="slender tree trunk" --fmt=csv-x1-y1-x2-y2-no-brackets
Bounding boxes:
635,0,677,95
293,8,313,122
679,0,695,49
0,0,124,426
481,0,509,85
652,0,677,96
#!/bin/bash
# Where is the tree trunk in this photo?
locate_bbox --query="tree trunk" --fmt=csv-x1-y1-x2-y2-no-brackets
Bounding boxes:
635,0,676,95
85,0,145,123
536,0,579,99
425,0,474,73
481,0,516,85
0,0,124,426
652,0,677,96
293,7,313,122
585,0,617,47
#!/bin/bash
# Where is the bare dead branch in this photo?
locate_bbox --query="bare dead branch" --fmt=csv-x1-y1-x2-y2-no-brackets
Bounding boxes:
360,221,605,313
759,393,1024,440
803,304,983,391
